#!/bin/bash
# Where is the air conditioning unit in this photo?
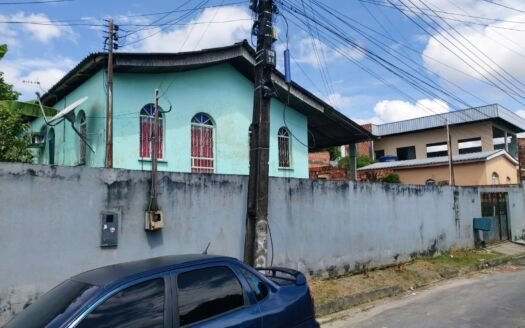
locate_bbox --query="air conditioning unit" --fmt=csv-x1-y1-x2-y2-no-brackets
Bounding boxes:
29,133,45,148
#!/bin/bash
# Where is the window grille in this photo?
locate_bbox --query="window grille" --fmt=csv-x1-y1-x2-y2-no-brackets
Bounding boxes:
140,104,163,159
191,113,214,173
278,127,291,168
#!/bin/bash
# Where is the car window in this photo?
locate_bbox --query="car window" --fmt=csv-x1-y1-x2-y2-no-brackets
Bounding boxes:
240,268,269,302
5,280,98,328
76,278,165,328
177,266,245,326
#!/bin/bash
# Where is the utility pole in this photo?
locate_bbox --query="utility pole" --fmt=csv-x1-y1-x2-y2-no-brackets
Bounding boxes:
348,144,357,181
244,0,276,267
150,89,160,212
446,121,455,186
104,19,118,168
144,89,164,231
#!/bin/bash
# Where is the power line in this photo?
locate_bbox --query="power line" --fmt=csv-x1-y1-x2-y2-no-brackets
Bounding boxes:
480,0,525,14
414,0,525,91
279,0,510,143
119,0,212,49
121,1,245,18
0,0,72,4
387,0,525,106
358,0,525,32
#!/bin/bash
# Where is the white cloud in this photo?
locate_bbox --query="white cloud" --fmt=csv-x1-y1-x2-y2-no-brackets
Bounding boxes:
516,109,525,118
127,6,253,52
325,92,354,108
293,37,363,68
10,12,71,43
419,1,525,83
0,15,18,47
0,57,74,100
360,98,450,124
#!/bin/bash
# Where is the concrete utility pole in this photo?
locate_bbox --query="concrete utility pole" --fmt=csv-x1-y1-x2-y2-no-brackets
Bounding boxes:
244,0,276,267
105,19,115,168
150,89,160,212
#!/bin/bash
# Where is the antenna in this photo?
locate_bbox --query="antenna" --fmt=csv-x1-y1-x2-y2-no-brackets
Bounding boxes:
35,93,94,152
202,242,211,255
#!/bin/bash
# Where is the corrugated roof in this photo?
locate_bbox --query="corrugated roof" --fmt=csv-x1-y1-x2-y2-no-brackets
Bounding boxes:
371,104,525,136
38,40,371,149
358,150,518,171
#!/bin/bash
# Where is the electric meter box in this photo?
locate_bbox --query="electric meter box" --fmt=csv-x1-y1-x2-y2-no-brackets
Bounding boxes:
101,212,119,247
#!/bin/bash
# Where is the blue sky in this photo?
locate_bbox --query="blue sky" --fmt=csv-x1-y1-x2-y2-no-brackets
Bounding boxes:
2,0,525,124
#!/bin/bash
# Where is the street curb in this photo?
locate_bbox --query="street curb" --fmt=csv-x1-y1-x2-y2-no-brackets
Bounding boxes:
315,253,525,318
315,285,404,317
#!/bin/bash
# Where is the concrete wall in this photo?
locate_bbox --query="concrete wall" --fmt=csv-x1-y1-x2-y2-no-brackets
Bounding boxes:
1,163,524,324
30,64,309,178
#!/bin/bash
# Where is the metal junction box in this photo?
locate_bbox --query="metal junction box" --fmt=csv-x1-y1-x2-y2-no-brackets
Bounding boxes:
145,210,164,231
101,212,119,247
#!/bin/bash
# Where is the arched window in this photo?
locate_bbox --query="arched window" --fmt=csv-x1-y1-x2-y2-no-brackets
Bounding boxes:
48,128,55,165
191,113,214,173
491,172,500,185
425,179,436,186
140,104,163,159
278,127,291,168
77,111,87,165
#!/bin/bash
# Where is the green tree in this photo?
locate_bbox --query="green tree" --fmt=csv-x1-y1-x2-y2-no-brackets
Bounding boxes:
0,107,33,163
0,44,32,163
325,146,342,161
356,154,376,168
382,173,401,183
338,154,376,169
0,45,20,101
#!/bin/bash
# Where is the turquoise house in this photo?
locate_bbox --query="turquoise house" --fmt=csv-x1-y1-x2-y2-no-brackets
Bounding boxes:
31,41,369,178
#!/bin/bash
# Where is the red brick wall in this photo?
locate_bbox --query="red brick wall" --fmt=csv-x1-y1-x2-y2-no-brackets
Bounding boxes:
309,166,348,181
356,123,372,156
308,151,331,168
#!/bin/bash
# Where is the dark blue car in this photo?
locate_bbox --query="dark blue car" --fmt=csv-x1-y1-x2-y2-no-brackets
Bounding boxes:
6,255,319,328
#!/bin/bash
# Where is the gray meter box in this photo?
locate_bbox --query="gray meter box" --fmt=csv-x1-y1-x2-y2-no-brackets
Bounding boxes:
101,211,119,247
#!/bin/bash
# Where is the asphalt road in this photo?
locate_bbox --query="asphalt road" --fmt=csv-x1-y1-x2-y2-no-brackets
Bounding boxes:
323,265,525,328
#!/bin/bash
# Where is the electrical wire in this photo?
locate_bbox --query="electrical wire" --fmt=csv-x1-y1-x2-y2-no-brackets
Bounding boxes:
0,0,72,4
358,0,525,32
412,0,525,91
385,0,525,106
279,0,509,144
480,0,525,14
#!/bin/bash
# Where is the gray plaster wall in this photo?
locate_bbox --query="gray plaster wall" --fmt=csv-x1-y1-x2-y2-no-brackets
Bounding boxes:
1,163,524,324
268,180,482,276
0,163,248,323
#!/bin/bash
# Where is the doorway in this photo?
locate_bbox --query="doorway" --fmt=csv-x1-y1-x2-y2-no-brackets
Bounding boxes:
480,192,510,241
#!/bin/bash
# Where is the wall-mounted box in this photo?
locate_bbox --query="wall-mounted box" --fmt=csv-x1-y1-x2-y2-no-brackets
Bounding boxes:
101,211,119,247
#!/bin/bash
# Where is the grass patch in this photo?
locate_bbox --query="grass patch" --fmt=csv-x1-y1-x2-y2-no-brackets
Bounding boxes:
309,248,504,306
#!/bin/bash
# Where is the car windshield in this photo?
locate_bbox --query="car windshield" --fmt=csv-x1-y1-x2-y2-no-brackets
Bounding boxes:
5,279,98,328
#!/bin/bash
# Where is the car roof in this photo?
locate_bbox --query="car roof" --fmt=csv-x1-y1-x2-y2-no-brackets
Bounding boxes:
71,254,237,287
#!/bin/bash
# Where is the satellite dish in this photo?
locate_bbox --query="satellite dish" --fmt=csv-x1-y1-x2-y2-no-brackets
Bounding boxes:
35,93,94,153
49,96,88,123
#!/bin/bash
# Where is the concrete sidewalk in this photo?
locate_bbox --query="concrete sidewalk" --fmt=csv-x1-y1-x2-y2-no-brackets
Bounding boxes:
487,241,525,256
